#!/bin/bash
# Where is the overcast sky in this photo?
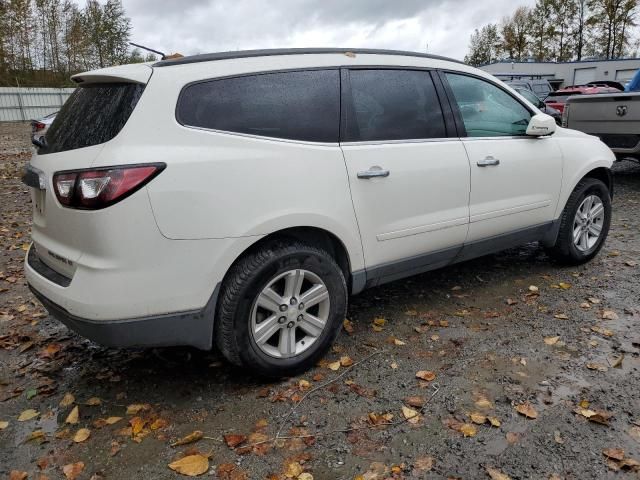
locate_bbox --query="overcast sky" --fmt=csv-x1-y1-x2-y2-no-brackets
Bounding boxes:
117,0,536,61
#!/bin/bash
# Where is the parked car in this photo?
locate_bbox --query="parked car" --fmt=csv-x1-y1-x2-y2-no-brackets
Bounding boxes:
23,48,614,376
545,85,622,114
30,111,57,146
504,79,553,100
564,91,640,161
512,87,562,124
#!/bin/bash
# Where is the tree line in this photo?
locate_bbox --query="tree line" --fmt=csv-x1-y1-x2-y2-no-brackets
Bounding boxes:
465,0,639,67
0,0,155,87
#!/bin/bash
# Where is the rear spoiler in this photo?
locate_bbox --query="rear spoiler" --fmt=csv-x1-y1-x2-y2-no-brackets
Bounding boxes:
71,63,152,85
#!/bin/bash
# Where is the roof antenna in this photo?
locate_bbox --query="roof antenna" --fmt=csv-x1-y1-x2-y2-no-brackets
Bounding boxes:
129,42,167,60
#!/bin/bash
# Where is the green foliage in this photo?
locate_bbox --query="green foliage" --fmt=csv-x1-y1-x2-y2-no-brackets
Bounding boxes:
465,0,638,65
0,0,148,86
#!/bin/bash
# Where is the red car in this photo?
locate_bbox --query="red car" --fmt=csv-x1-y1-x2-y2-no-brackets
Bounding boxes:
545,85,622,114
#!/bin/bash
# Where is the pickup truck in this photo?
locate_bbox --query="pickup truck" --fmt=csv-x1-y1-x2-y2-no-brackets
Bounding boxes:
563,92,640,161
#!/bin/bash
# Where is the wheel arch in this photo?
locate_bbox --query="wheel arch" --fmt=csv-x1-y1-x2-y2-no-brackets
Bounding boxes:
582,167,614,199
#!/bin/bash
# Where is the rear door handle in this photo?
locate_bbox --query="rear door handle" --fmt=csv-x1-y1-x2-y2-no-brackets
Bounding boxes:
477,156,500,167
357,167,390,179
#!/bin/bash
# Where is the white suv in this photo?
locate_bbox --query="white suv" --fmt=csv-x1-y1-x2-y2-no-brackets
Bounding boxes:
24,49,614,376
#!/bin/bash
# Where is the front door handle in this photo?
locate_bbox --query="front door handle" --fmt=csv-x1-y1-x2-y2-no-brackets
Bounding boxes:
357,167,390,179
477,156,500,167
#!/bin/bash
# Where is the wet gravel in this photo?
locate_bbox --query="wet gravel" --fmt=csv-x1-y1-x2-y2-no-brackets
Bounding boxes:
1,122,639,479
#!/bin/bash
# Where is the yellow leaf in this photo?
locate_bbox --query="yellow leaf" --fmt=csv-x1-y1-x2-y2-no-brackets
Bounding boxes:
126,403,150,415
528,285,539,293
602,310,618,320
59,393,75,408
486,466,511,480
586,362,608,372
168,454,209,476
340,355,354,367
554,313,569,320
65,406,79,424
488,416,501,427
343,319,354,334
390,362,398,369
105,416,123,425
73,428,91,443
544,336,560,345
327,361,341,371
298,473,314,480
0,420,8,429
402,406,420,424
415,370,436,381
18,409,39,422
469,412,486,424
515,403,538,419
373,317,386,326
558,282,571,290
474,396,493,410
393,338,406,346
86,397,101,406
284,461,304,478
459,423,477,437
298,379,311,389
171,430,204,447
24,429,45,442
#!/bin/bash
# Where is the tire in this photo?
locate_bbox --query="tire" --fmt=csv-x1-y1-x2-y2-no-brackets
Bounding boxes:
546,178,611,265
214,240,347,377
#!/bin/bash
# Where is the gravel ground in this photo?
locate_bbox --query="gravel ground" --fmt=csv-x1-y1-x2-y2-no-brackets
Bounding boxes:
1,121,639,480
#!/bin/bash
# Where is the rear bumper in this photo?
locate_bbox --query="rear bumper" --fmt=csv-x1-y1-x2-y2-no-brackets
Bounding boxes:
29,283,218,350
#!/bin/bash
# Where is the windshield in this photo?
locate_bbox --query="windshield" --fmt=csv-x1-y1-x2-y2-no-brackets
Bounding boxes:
39,83,145,155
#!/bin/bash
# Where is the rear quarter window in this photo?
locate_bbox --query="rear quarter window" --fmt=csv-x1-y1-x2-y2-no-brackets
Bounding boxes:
40,83,144,155
177,69,340,143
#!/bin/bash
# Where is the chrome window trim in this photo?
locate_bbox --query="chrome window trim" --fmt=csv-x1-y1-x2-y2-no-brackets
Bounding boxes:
178,124,340,147
340,137,456,147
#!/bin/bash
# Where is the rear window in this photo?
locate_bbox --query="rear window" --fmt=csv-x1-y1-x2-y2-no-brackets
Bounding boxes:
177,70,340,143
40,83,144,155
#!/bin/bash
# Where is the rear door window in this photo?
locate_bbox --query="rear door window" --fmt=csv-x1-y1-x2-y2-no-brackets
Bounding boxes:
40,83,145,155
344,69,446,142
177,70,340,143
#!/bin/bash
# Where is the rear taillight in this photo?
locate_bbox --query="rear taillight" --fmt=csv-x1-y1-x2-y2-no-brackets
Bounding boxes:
33,122,46,131
53,163,165,210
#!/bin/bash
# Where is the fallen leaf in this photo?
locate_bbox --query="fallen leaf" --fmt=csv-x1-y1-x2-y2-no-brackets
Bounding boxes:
373,318,386,327
574,407,612,425
558,282,571,290
168,454,209,476
223,433,247,448
554,313,569,320
105,416,123,425
586,363,608,372
9,472,28,480
515,403,538,419
486,466,511,480
554,430,564,444
284,461,304,478
544,336,561,345
62,462,85,480
611,354,624,369
588,297,601,304
629,426,640,442
528,285,539,293
171,430,204,447
415,371,436,381
65,406,79,424
474,396,493,410
343,319,354,334
24,429,45,443
506,432,520,444
402,406,420,424
126,403,150,415
602,310,619,320
150,418,168,430
459,423,477,437
73,428,91,443
470,412,486,424
393,338,406,346
18,409,39,421
340,355,354,367
404,396,425,408
327,361,341,371
298,379,311,389
0,420,8,429
86,397,101,406
59,393,75,408
488,417,501,427
603,448,625,461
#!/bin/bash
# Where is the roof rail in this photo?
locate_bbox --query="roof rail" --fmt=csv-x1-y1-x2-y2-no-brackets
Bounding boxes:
152,48,464,67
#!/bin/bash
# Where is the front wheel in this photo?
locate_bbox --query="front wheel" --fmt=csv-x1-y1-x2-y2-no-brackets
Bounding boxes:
546,177,611,265
215,240,347,377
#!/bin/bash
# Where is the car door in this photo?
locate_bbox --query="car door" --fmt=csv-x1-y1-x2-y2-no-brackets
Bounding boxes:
441,72,563,245
340,68,471,285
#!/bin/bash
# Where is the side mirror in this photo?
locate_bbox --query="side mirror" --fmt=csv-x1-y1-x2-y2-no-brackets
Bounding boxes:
526,113,556,136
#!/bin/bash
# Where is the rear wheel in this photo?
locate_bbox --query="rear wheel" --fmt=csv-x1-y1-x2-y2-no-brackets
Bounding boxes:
546,178,611,265
215,240,347,377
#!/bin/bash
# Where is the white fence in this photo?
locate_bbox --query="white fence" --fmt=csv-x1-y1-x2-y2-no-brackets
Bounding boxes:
0,87,75,122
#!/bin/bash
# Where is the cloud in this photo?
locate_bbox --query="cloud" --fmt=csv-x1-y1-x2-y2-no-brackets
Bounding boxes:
119,0,535,60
